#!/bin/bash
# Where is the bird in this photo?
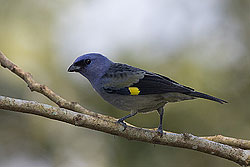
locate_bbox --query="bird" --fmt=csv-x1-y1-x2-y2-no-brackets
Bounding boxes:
68,53,227,135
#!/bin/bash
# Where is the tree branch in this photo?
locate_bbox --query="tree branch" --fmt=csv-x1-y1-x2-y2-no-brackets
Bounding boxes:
0,51,115,121
202,135,250,150
1,51,250,166
1,95,250,166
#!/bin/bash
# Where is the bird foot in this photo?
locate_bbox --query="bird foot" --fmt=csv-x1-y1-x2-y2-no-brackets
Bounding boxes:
157,127,163,137
117,120,127,131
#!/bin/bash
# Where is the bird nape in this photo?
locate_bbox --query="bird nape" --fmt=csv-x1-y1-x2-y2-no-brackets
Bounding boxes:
68,53,228,136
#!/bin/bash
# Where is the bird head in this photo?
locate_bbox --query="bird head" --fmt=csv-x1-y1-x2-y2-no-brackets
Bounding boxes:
68,53,113,83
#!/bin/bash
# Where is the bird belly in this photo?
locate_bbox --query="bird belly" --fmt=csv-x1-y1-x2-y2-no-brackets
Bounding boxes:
99,92,166,113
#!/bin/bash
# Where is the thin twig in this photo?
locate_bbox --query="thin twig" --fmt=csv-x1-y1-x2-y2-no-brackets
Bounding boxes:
203,135,250,150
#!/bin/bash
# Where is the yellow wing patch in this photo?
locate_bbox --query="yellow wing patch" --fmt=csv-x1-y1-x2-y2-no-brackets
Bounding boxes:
128,87,140,95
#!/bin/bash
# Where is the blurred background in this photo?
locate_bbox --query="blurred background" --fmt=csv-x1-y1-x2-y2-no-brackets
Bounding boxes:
0,0,249,166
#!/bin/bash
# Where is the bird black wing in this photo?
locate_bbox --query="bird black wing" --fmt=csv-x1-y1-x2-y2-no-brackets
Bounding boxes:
102,64,228,104
129,72,194,95
102,63,194,96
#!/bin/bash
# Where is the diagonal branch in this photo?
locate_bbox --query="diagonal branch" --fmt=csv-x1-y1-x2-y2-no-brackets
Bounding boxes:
0,51,116,121
1,50,250,166
0,96,250,166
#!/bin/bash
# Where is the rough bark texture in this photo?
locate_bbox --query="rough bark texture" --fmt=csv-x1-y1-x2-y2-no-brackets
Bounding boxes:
1,51,250,166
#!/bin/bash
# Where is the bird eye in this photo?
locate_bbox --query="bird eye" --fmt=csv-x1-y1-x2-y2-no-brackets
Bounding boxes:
85,59,91,65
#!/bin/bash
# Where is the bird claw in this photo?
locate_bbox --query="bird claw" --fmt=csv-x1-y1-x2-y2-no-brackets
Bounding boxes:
117,120,127,131
157,127,163,137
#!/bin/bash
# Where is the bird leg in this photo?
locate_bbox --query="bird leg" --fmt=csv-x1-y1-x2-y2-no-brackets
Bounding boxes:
157,107,164,136
117,110,137,131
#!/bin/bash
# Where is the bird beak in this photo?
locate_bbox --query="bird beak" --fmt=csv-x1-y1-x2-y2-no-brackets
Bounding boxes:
68,64,81,72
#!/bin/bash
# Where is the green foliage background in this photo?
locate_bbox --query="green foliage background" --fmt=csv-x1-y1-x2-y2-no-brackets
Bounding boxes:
0,1,250,167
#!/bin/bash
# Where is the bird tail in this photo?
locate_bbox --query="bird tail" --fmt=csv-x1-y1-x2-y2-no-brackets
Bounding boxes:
184,91,228,104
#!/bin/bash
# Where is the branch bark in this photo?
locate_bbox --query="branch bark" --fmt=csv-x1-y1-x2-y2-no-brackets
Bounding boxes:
203,135,250,150
1,95,250,166
0,51,115,121
1,51,250,166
